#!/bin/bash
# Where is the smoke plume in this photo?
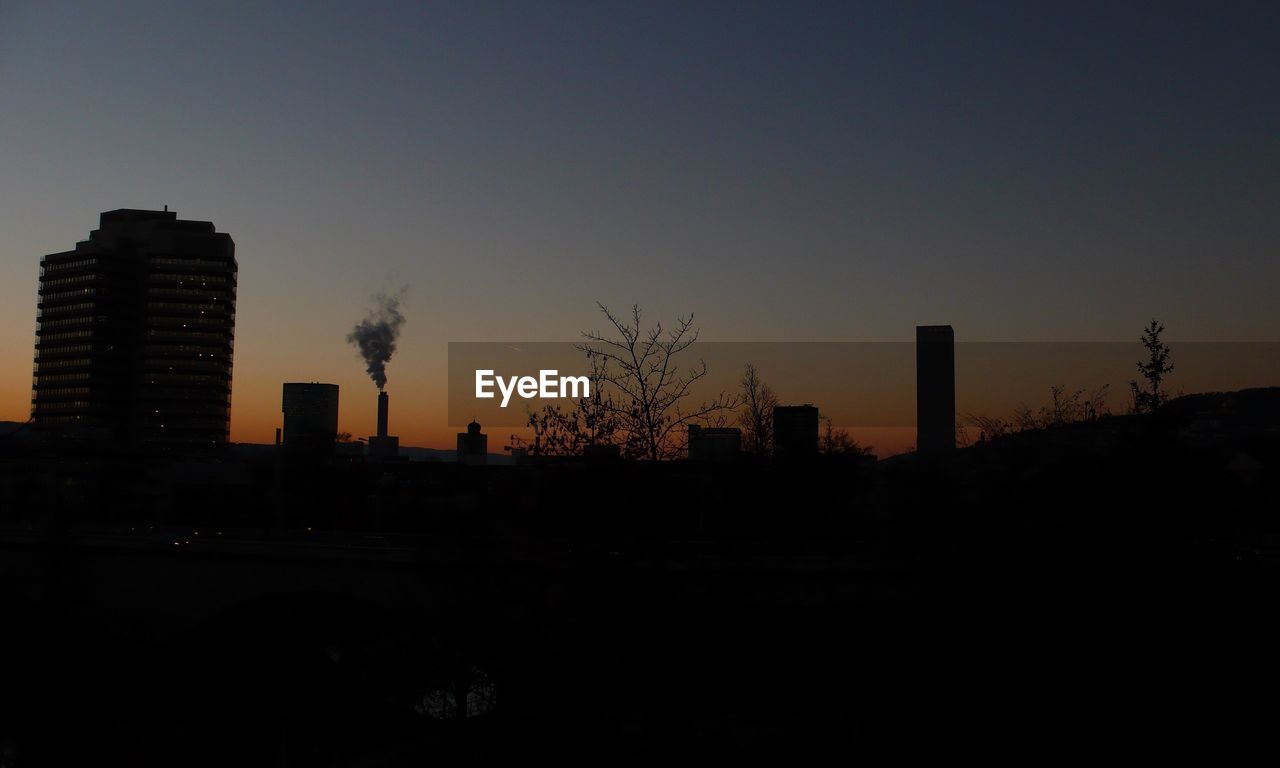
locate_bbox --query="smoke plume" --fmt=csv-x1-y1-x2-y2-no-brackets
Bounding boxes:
347,291,406,390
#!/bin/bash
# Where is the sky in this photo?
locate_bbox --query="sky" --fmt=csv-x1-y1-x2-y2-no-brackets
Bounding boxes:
1,0,1278,450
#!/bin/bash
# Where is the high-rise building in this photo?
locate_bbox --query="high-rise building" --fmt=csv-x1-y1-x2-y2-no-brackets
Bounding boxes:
773,405,819,461
32,209,237,447
282,383,339,453
916,325,955,454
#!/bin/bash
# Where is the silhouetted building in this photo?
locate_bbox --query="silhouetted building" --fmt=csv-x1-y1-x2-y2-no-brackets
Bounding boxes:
457,420,487,465
916,325,955,454
281,383,339,453
367,391,400,459
773,405,819,461
688,425,741,462
31,209,237,446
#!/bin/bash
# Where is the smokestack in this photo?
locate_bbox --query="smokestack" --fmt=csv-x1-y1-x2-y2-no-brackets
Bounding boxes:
368,391,399,460
377,391,389,438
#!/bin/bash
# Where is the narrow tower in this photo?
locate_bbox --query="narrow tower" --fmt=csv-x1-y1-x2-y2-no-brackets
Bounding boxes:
376,391,389,437
368,391,399,459
916,325,956,454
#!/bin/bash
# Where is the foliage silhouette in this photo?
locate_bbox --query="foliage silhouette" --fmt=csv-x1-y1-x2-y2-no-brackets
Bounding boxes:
1130,319,1175,414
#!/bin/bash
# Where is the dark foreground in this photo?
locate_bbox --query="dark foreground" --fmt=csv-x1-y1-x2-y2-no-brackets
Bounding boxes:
1,391,1278,765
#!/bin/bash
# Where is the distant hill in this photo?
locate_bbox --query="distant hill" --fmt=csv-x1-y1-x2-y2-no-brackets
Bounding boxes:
227,442,514,465
0,421,30,438
950,386,1280,457
1159,386,1280,426
2,425,515,462
398,445,518,464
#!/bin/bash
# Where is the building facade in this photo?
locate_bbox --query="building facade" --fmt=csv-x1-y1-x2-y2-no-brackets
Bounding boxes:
32,209,237,447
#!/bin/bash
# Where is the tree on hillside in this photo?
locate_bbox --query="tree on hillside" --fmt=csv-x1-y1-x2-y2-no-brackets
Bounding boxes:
736,363,777,456
964,383,1110,442
1129,319,1174,414
578,303,738,460
1010,384,1111,431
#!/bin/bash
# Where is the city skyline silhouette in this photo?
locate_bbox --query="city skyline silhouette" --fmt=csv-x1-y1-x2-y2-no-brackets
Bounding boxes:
10,209,1280,458
2,2,1279,448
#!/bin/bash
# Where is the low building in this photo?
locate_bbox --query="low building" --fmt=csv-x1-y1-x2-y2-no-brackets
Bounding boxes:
773,405,819,461
457,420,487,465
281,383,339,454
687,425,741,462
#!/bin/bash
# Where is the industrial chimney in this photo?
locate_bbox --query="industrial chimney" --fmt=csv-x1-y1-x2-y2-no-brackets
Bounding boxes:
368,390,399,460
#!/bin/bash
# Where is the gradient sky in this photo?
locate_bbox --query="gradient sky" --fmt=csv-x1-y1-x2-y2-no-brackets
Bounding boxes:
2,1,1278,449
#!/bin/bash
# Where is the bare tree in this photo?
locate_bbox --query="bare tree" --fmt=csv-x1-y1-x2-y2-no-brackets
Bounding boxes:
966,384,1110,441
736,363,777,456
1129,319,1174,414
526,357,620,457
820,416,875,459
1010,384,1111,431
578,303,738,460
964,413,1012,443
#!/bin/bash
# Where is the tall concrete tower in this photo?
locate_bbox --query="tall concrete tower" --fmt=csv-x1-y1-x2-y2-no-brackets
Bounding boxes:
916,325,955,454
